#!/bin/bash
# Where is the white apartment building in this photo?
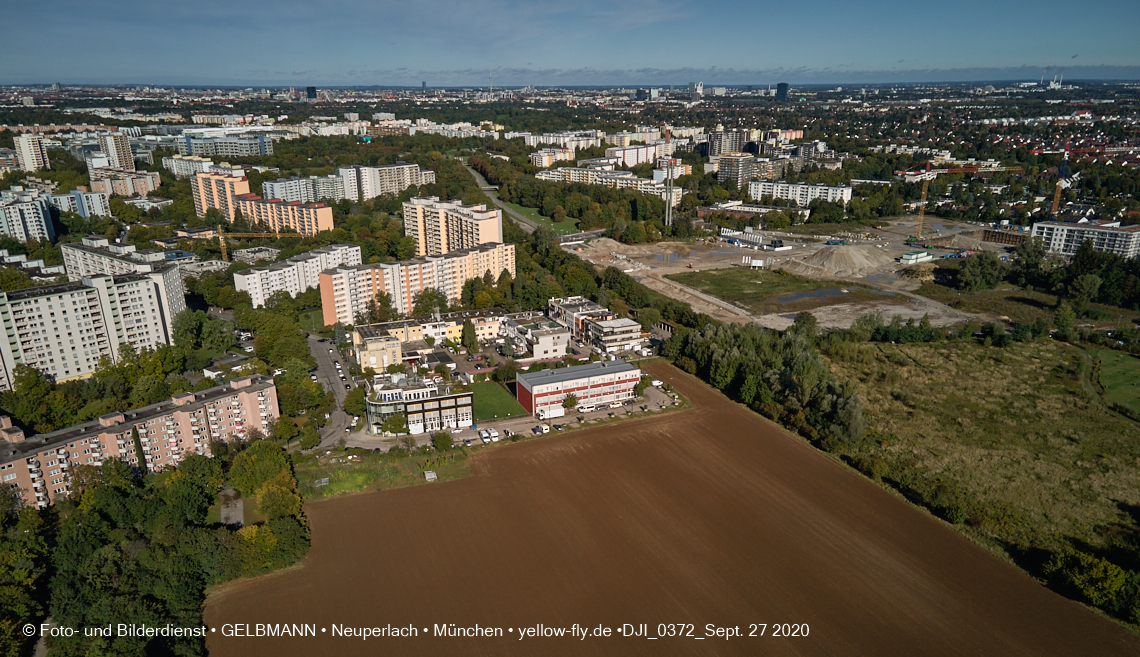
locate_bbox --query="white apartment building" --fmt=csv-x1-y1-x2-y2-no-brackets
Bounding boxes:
338,163,436,202
604,144,657,167
162,155,216,178
263,175,346,203
512,131,604,152
14,134,50,172
0,270,184,390
748,181,853,207
61,235,186,307
50,189,111,219
535,168,682,207
319,243,516,325
1031,220,1140,259
402,197,503,257
0,188,56,242
234,244,361,307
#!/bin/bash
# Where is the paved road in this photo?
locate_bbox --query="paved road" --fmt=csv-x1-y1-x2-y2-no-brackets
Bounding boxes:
305,334,356,448
462,163,538,233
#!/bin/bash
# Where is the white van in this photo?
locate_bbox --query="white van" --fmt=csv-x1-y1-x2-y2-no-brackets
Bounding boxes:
489,429,500,442
539,423,550,434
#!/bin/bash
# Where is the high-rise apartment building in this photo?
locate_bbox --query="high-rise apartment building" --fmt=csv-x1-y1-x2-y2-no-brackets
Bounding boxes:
178,135,272,158
717,153,754,189
0,375,280,508
319,243,516,325
234,244,361,307
0,269,185,390
604,144,657,167
776,83,789,101
190,172,251,220
338,163,436,202
162,155,217,178
89,169,161,197
306,86,317,100
49,189,111,219
401,197,503,257
707,129,750,156
13,134,50,172
0,188,56,242
100,133,135,171
263,175,346,203
1031,220,1140,259
231,195,335,236
61,237,187,310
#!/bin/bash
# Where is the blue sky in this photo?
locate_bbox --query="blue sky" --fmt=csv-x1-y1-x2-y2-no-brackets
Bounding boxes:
3,0,1139,86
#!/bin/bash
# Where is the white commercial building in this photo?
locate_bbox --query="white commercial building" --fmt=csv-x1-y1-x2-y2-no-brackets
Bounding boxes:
0,188,56,242
515,360,642,418
1031,220,1140,259
13,134,50,172
402,197,503,257
338,163,436,202
0,271,185,389
748,181,852,207
234,244,361,308
586,317,646,353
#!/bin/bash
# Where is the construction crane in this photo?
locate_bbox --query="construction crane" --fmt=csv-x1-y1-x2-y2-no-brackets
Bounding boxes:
1049,140,1081,217
215,226,286,261
901,162,1025,238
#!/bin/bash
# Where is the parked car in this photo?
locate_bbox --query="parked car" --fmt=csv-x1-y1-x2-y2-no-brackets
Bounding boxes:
345,384,351,389
480,433,491,444
328,348,334,353
478,429,490,441
463,438,472,447
345,427,350,433
553,424,562,431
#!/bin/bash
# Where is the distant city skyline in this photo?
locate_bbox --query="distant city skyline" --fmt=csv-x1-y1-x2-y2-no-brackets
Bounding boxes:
2,0,1138,86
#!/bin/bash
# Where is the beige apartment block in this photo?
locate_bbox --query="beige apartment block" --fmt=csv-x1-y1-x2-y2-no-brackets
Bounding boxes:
190,172,251,220
402,197,503,256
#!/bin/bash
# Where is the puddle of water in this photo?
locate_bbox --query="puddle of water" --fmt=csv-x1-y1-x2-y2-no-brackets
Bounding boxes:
775,288,849,303
932,224,947,231
650,253,687,263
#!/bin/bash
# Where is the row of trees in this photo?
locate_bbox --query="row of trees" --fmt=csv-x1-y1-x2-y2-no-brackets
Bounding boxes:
46,438,308,656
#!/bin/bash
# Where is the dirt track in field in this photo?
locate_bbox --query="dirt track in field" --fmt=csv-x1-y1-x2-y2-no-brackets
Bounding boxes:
204,362,1140,656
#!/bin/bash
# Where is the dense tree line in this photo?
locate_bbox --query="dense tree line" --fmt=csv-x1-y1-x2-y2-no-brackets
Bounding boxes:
48,440,308,656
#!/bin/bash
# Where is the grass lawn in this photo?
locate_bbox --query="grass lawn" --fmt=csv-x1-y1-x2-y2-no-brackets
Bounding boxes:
295,449,472,501
471,381,527,421
1093,348,1140,416
667,267,888,315
298,308,324,333
501,200,579,235
917,281,1140,325
825,338,1140,561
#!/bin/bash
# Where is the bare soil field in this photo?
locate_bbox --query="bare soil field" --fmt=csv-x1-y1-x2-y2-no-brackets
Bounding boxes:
205,362,1140,657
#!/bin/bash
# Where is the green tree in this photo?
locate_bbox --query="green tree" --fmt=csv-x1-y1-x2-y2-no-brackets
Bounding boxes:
562,393,578,409
957,252,1006,291
492,359,518,383
381,413,409,435
1054,301,1077,342
343,386,366,416
462,319,478,352
411,288,450,317
1068,274,1102,315
131,427,147,474
791,311,818,338
431,431,453,451
172,309,205,350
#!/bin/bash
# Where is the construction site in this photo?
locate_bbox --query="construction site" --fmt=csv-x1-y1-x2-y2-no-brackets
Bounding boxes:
567,218,1007,329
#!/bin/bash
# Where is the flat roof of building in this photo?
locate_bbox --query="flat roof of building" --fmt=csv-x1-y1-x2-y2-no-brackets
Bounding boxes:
355,308,509,338
516,360,639,388
592,317,641,329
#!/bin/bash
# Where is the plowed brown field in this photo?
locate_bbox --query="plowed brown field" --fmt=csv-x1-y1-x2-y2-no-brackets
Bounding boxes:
204,362,1140,656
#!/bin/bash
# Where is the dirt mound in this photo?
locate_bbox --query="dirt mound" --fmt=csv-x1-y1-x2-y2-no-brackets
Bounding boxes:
943,234,986,250
783,244,897,278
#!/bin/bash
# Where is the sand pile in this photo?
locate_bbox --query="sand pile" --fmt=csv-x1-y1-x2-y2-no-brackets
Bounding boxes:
943,234,986,250
783,245,897,278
